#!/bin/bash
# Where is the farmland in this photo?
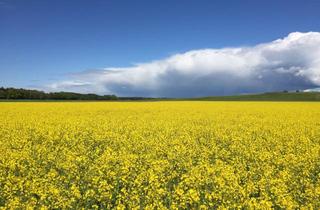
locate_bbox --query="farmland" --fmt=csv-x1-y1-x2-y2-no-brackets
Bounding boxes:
0,102,320,209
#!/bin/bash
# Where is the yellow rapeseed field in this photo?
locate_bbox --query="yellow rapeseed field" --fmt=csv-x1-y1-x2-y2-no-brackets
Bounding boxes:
0,102,320,209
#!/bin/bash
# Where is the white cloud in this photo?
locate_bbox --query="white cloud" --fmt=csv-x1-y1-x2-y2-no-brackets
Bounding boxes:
46,32,320,97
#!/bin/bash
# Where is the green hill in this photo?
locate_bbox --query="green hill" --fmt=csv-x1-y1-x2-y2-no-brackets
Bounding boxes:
189,92,320,101
1,87,320,101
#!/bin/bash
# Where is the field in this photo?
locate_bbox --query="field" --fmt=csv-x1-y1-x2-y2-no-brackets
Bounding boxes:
0,102,320,209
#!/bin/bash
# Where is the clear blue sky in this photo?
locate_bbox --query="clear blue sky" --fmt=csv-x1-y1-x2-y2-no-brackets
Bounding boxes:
1,0,320,92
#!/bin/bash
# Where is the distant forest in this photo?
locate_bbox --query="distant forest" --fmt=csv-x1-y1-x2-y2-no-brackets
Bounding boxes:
0,87,118,100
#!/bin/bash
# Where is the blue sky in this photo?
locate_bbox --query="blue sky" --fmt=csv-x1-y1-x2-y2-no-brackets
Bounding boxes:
1,0,320,96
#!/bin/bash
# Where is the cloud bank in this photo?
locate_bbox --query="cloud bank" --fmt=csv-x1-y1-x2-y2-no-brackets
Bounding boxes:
47,32,320,97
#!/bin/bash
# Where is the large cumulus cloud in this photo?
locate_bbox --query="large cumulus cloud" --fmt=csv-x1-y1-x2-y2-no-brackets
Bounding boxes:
47,32,320,97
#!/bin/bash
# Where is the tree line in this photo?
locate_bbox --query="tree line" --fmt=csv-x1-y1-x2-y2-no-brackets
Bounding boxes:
0,87,118,100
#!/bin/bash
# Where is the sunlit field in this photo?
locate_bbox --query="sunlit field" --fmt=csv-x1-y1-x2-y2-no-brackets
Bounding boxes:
0,102,320,209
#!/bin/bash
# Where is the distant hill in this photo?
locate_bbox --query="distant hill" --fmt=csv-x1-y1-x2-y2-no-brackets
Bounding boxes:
189,91,320,101
1,87,320,101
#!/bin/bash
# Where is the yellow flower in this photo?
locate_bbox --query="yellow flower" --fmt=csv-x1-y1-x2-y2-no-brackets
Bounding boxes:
0,102,319,209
